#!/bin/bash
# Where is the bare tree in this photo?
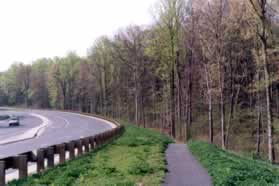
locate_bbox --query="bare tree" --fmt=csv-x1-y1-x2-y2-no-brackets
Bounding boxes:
249,0,275,162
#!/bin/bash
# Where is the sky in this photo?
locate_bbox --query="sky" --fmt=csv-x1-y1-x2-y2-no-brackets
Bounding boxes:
0,0,157,72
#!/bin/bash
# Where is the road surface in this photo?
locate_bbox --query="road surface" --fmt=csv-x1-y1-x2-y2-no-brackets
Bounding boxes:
0,108,115,159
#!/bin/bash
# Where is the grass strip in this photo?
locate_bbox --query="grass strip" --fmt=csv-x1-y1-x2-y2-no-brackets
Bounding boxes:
8,123,172,186
188,140,279,186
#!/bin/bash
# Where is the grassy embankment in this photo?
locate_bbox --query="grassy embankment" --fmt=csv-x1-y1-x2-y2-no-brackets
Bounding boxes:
189,140,279,186
8,123,172,186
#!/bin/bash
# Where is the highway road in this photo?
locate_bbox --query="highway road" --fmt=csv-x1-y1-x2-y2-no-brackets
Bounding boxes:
0,108,115,159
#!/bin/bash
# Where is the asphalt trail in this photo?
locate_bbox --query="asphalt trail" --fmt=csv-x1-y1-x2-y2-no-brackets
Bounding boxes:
163,144,212,186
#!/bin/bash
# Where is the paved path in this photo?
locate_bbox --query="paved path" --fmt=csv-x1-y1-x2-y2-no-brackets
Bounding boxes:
163,144,212,186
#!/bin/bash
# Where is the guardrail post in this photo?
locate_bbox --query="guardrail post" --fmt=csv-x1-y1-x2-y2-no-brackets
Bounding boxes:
0,161,5,186
84,138,90,153
77,140,83,156
94,135,99,148
16,155,28,179
46,147,54,168
104,132,108,142
98,134,102,145
37,149,45,173
100,134,104,144
89,137,95,150
101,133,105,144
57,144,66,164
68,141,75,160
109,130,113,140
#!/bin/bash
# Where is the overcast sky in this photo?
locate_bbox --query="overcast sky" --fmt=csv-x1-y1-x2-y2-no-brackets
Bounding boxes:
0,0,157,72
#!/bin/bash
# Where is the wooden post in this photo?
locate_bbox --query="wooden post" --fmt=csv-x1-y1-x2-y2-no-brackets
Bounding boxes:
83,138,90,153
101,133,105,144
95,135,99,148
68,141,75,160
99,134,103,145
77,140,83,156
57,144,66,164
37,149,45,173
102,133,106,142
46,147,54,168
106,131,109,140
109,130,113,140
16,155,28,179
101,133,105,143
106,132,109,140
89,137,95,150
0,161,5,186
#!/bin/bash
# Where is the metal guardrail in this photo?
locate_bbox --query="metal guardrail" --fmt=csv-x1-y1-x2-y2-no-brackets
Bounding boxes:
0,114,124,186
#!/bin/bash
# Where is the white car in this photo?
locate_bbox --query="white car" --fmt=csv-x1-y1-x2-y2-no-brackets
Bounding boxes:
8,116,20,127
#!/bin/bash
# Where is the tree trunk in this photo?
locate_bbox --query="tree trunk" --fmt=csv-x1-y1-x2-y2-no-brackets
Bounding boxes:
262,43,275,162
177,77,183,140
171,64,176,138
103,70,107,116
226,61,235,149
186,58,193,141
226,92,234,148
187,50,193,141
218,60,226,149
135,90,138,125
256,108,262,156
204,65,213,143
249,0,275,163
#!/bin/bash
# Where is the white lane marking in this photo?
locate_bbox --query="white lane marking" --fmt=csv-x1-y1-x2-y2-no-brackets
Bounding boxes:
30,113,52,137
0,113,52,145
50,115,70,128
54,111,117,129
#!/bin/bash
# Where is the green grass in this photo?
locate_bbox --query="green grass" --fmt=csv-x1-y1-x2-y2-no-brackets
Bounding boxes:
8,123,172,186
188,141,279,186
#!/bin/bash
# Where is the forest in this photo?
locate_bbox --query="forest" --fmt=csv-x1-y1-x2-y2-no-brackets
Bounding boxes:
0,0,279,162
